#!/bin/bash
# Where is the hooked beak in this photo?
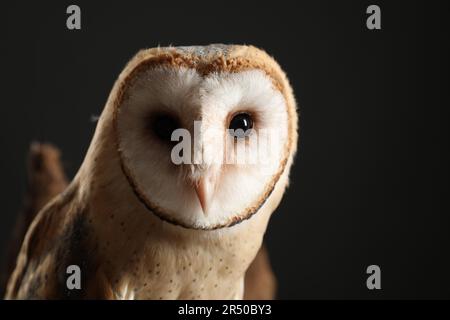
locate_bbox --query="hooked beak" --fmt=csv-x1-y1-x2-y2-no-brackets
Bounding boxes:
193,167,220,216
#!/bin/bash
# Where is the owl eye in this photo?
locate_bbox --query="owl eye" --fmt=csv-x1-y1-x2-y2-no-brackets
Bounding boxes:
229,113,253,138
149,113,180,143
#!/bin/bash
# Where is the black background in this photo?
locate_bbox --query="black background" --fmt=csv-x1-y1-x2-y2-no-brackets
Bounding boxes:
0,1,449,299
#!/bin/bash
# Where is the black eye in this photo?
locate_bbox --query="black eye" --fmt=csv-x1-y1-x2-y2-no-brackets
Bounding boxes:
149,113,180,143
229,113,253,138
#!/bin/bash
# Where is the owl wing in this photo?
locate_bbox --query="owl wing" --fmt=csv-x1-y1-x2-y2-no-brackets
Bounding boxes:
244,244,277,299
4,144,114,299
1,143,68,297
6,183,115,299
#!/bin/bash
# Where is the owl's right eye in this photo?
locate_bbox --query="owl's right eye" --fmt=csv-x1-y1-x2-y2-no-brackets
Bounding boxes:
149,112,181,143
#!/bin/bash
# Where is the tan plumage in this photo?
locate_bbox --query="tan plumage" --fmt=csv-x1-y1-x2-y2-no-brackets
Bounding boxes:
5,44,298,299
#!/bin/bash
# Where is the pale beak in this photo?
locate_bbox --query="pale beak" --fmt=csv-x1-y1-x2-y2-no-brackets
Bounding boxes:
194,168,220,216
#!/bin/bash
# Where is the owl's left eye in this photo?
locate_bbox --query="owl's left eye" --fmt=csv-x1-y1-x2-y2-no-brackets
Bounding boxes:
229,113,254,139
149,112,181,143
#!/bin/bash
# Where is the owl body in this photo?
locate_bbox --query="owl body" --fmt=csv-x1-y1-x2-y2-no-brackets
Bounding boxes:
6,45,298,299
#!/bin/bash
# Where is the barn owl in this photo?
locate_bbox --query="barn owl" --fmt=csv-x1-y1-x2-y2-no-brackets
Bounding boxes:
6,44,298,299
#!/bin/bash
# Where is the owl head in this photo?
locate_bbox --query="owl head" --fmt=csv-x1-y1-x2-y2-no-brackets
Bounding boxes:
92,45,298,230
